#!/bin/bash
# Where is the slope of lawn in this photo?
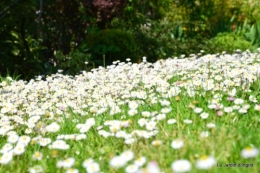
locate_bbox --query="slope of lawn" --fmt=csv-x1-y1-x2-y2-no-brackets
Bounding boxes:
1,51,260,173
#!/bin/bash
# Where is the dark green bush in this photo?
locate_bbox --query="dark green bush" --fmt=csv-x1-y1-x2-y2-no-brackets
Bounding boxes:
84,29,138,66
55,50,92,75
162,35,211,57
133,29,160,63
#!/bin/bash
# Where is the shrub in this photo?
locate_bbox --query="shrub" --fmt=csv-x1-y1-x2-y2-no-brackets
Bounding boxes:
55,50,92,75
208,32,255,53
133,30,160,63
164,35,211,57
84,29,138,66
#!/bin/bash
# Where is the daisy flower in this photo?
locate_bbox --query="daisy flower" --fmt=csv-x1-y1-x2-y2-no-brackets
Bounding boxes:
238,108,247,114
171,139,184,149
66,168,79,173
121,150,134,162
28,165,43,173
241,146,259,159
234,98,244,105
138,118,147,127
128,101,139,109
142,111,151,117
217,111,223,116
0,143,13,154
194,107,203,114
167,119,177,124
45,122,60,133
254,105,260,111
128,109,138,116
7,134,19,144
125,138,135,144
0,152,13,164
86,162,100,173
200,131,210,138
224,107,233,113
168,87,181,97
206,123,216,128
145,161,160,173
196,155,216,169
200,112,209,119
134,156,146,167
32,151,43,160
242,104,250,109
161,107,172,114
156,114,166,120
145,121,157,131
13,145,25,155
232,105,240,110
151,140,162,147
49,140,69,150
38,137,52,147
109,124,121,133
109,156,127,168
171,159,191,173
82,158,94,168
17,135,31,146
249,95,257,103
160,100,171,106
125,164,139,173
63,157,75,168
183,119,192,124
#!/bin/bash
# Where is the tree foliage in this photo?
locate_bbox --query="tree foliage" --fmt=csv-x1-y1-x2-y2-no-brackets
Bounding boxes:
0,0,92,79
83,0,128,29
84,29,138,66
0,0,259,80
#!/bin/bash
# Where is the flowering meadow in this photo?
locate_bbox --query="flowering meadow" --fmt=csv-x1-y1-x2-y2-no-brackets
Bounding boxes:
1,50,260,173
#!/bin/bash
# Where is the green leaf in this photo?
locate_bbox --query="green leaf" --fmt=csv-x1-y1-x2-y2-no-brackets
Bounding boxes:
170,33,175,39
10,31,19,39
178,26,183,38
256,22,260,34
250,25,255,34
230,15,235,23
149,2,155,8
243,19,248,30
12,49,20,56
200,15,207,21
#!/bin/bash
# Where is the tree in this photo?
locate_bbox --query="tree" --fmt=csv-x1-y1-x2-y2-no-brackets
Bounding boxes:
83,0,128,29
0,0,93,79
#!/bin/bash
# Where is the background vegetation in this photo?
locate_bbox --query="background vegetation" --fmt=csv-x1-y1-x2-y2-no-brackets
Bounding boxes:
1,0,260,79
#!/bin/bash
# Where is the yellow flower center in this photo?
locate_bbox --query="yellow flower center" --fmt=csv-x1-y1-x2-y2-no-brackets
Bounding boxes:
68,169,74,173
153,141,160,146
34,152,41,157
193,100,198,104
52,150,58,157
200,155,208,160
175,96,180,101
31,140,36,145
143,168,148,173
36,123,42,129
245,147,253,151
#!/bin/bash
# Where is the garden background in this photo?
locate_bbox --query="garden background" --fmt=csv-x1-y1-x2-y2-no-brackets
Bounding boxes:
1,0,260,80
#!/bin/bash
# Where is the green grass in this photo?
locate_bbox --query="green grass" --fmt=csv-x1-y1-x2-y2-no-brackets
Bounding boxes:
0,53,260,173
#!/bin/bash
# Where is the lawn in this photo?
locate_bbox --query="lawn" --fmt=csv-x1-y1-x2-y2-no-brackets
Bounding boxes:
0,50,260,173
